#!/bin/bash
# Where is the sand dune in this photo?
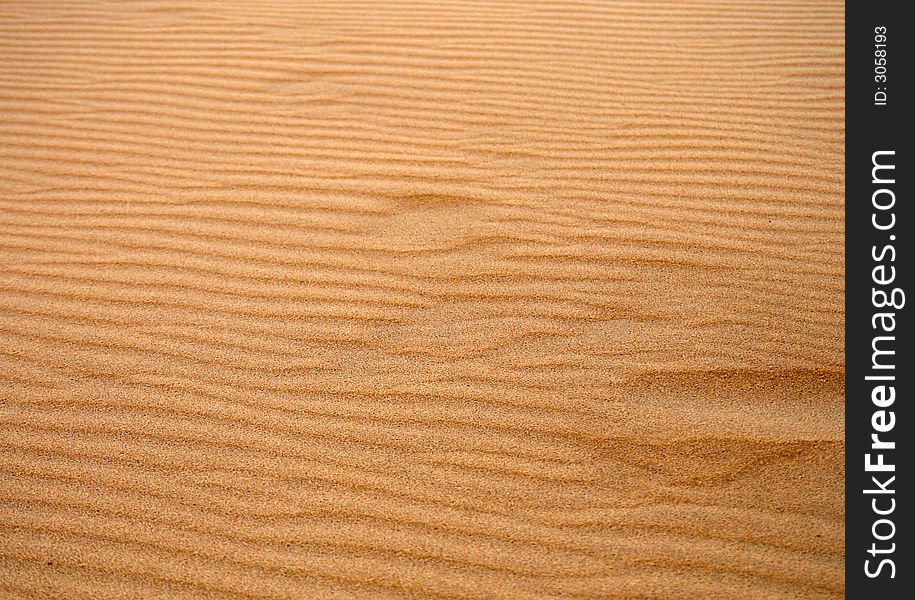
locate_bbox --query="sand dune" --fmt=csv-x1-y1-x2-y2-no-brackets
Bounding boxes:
0,1,844,598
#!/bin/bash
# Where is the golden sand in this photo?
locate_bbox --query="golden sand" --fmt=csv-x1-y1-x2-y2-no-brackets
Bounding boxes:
0,1,844,598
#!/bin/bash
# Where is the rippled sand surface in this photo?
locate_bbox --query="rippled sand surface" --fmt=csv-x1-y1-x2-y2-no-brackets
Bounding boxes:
0,1,844,598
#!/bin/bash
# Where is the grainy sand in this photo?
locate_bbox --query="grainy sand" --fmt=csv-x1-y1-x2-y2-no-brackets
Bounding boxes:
0,1,844,598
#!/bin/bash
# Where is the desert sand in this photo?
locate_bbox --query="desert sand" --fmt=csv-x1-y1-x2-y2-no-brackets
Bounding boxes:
0,1,844,598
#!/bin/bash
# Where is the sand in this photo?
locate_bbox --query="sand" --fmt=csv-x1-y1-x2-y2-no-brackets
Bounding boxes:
0,1,844,598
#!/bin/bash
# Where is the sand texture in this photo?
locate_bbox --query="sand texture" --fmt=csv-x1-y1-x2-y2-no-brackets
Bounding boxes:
0,1,844,598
